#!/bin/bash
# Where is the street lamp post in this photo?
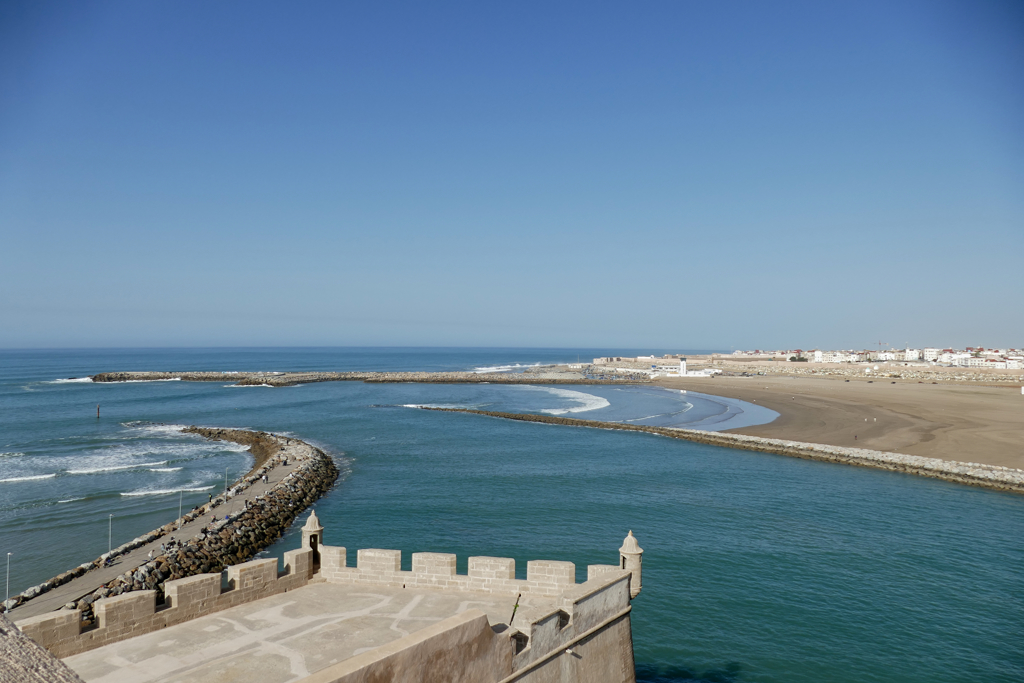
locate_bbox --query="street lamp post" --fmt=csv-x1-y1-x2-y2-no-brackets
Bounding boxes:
178,490,183,530
108,514,113,554
6,552,11,603
224,467,228,495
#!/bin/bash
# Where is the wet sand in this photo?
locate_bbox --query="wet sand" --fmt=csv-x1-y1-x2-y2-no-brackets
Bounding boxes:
654,376,1024,470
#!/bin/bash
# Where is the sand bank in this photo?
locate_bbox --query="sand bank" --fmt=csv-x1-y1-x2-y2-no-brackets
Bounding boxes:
654,375,1024,470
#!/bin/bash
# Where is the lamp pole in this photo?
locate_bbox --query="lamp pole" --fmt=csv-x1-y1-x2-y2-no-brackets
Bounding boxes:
6,552,11,603
178,490,183,530
224,467,228,495
108,514,113,554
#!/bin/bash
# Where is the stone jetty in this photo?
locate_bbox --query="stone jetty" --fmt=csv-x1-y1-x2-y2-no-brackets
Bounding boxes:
2,429,339,625
89,369,649,387
419,408,1024,494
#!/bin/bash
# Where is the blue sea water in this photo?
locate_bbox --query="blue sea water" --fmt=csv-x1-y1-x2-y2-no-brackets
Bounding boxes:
1,348,1022,683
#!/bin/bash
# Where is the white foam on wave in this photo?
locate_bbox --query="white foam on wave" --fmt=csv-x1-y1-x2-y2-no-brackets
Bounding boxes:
149,467,182,472
121,484,215,497
0,452,26,458
0,473,56,483
225,384,273,388
402,403,480,410
522,386,611,414
472,362,550,374
105,378,182,383
47,377,94,384
67,460,167,475
58,497,84,503
122,422,190,437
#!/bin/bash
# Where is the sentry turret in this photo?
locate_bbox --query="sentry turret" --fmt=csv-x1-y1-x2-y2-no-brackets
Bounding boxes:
619,530,643,598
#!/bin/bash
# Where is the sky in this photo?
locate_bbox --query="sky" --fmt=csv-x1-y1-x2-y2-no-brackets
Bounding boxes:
1,1,1021,351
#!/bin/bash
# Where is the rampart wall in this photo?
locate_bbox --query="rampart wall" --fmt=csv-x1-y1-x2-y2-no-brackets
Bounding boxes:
16,549,313,659
17,540,637,683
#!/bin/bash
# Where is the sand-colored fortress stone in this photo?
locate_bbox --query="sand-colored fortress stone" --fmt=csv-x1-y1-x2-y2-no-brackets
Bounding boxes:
15,512,644,683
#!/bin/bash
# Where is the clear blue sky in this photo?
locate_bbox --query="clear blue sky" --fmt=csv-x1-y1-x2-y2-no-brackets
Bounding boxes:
1,1,1021,350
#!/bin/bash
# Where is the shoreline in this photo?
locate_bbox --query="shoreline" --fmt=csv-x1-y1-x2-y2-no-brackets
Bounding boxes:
415,407,1024,494
4,429,338,623
84,368,1024,469
653,375,1024,470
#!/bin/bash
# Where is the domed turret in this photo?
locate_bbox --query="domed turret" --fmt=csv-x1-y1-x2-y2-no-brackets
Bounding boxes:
619,530,643,598
301,510,324,567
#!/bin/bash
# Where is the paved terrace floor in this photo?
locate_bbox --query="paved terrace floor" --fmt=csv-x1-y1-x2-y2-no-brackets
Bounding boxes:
9,448,305,621
62,582,554,683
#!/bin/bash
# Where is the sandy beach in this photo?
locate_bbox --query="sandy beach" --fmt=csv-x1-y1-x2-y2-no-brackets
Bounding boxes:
654,375,1024,470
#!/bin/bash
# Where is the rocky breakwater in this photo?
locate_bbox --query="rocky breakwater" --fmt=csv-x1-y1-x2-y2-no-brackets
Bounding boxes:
3,429,339,625
418,408,1024,495
91,370,649,386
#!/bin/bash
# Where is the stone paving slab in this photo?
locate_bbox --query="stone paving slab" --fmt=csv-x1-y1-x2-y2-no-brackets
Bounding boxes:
62,582,546,683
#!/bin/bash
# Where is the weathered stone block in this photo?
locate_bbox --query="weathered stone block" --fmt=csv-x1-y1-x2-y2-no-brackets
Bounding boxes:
95,591,156,630
357,549,401,574
468,556,515,580
412,553,456,577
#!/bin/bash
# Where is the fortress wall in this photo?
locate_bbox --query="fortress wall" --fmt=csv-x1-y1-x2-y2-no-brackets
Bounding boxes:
16,549,314,659
318,546,587,598
292,571,637,683
299,610,511,683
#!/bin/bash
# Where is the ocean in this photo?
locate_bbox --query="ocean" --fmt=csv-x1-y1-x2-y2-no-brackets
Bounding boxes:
1,348,1022,683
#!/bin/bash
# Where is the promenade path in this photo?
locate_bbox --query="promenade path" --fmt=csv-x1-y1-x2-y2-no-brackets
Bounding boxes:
9,450,304,622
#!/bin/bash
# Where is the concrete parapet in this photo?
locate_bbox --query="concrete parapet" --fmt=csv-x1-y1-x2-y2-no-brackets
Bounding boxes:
16,548,313,659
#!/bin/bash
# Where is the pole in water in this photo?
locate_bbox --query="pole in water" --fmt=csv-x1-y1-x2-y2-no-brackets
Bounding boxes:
96,404,100,419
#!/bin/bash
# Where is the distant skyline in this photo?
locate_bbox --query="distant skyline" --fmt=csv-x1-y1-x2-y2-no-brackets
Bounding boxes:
2,1,1021,350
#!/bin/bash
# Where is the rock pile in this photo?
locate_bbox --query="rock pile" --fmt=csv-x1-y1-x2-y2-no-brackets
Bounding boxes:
2,429,338,623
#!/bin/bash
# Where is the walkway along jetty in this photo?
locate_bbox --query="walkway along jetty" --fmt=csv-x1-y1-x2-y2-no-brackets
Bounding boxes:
2,428,339,625
418,408,1024,494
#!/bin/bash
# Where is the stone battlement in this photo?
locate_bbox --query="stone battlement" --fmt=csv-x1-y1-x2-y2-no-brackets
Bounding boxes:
16,547,314,659
17,512,645,683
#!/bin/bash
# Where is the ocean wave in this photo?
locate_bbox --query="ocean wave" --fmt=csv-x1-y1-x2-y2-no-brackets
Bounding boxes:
67,460,167,475
523,386,611,415
0,452,26,458
58,497,84,503
0,473,57,483
122,422,190,437
149,467,183,472
47,377,94,384
472,362,549,374
104,378,182,383
401,403,478,410
225,384,273,388
121,484,215,497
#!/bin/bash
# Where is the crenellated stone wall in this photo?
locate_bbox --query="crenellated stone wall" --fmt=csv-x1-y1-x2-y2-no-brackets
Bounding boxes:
16,549,313,659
